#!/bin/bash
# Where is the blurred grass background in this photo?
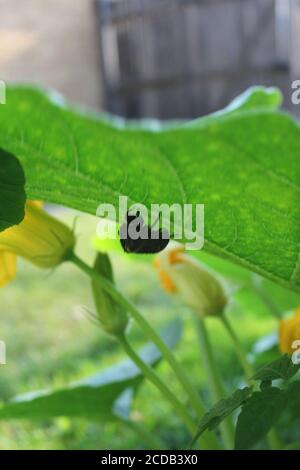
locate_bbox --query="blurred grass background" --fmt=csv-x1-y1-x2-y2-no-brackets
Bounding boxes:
0,207,298,450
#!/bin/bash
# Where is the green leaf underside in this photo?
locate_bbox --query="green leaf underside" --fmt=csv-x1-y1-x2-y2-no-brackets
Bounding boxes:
285,380,300,418
0,148,25,231
192,354,300,449
0,319,182,421
235,380,300,449
0,86,300,291
192,387,252,447
235,387,286,450
252,354,300,383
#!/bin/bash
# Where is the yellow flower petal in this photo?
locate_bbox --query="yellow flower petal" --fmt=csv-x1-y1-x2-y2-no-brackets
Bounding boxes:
0,201,75,269
279,307,300,354
31,201,43,209
158,269,178,294
0,251,16,287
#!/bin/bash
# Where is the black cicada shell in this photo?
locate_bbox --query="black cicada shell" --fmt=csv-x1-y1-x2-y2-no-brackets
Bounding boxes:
119,211,170,254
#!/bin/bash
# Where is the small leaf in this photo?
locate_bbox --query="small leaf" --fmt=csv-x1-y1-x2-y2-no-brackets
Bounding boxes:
0,147,25,231
252,354,300,383
191,387,252,447
235,387,286,450
0,319,182,421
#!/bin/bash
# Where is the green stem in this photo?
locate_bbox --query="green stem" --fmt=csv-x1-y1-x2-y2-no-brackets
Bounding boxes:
221,314,254,384
267,429,284,450
195,316,235,450
251,276,285,449
252,275,281,320
221,313,284,450
70,252,219,449
118,334,195,434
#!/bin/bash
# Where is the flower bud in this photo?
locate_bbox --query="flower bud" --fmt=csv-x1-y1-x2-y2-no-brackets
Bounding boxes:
92,252,128,336
0,201,75,279
154,243,227,317
279,307,300,354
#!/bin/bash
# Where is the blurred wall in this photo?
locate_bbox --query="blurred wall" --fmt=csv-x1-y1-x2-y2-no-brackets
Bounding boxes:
0,0,103,108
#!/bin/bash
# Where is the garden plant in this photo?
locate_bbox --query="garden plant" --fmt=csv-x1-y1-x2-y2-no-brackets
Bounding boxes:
0,85,300,450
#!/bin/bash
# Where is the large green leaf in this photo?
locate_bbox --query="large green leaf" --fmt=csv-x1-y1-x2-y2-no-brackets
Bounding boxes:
0,86,299,291
0,319,182,421
187,86,282,129
235,380,300,449
235,387,286,450
0,148,25,231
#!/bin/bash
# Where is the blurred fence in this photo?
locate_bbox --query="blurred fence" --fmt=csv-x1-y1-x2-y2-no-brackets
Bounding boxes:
96,0,293,119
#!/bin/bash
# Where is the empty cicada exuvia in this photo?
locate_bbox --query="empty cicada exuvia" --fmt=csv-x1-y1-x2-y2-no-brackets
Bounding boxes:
119,211,170,254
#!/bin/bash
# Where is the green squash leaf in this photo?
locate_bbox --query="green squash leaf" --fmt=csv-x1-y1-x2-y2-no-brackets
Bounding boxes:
191,387,252,447
0,148,25,231
188,86,282,129
0,318,182,421
0,86,299,291
235,387,286,450
285,380,300,418
252,354,300,384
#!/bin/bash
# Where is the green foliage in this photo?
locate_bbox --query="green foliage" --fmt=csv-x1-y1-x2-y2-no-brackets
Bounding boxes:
0,234,281,449
252,354,300,384
235,387,286,450
0,319,182,422
192,387,252,446
285,441,300,450
188,86,282,128
191,354,300,450
235,380,300,449
1,84,300,450
0,148,25,231
1,87,300,292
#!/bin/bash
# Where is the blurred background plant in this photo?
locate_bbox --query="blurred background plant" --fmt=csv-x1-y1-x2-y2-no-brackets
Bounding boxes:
1,209,300,449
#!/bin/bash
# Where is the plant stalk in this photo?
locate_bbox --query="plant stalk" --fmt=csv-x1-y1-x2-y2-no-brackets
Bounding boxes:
70,252,219,448
221,314,254,384
252,275,281,320
221,312,284,450
118,333,195,434
195,316,235,450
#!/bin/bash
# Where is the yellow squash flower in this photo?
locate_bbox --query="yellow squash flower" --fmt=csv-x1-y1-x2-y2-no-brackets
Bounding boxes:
0,201,75,286
154,243,227,317
279,307,300,354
